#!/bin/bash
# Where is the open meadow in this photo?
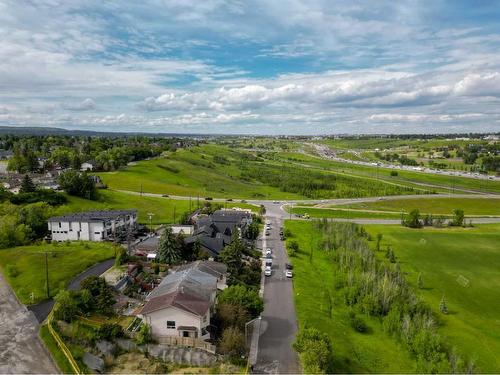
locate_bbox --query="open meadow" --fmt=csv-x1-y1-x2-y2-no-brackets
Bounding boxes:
285,220,416,372
340,196,500,216
364,224,500,372
0,241,117,304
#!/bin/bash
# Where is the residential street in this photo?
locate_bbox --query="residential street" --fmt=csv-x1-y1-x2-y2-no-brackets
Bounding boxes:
253,205,300,374
0,273,58,374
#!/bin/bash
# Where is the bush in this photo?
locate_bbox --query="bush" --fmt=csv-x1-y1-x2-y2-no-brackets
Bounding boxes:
95,323,124,341
348,311,368,333
218,327,246,363
390,170,398,176
135,323,153,345
287,240,299,256
294,327,333,373
6,264,20,278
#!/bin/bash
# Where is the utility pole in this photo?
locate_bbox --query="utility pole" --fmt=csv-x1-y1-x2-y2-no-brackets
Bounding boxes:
45,251,50,299
147,212,154,234
173,205,176,224
140,183,143,197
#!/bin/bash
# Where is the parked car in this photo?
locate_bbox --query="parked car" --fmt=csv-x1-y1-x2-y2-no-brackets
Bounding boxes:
205,197,213,200
162,194,169,197
285,270,293,278
265,267,272,277
266,249,272,256
273,200,280,204
265,231,270,236
285,263,293,270
265,259,272,267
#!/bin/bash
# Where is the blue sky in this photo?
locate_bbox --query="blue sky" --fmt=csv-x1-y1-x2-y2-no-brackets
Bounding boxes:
1,0,500,134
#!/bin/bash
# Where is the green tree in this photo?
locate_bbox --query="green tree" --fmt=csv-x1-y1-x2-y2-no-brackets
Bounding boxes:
158,227,182,264
53,290,79,322
19,175,36,193
294,327,333,374
219,233,244,283
440,295,448,314
218,326,246,362
287,240,299,256
19,203,50,240
80,276,115,314
216,303,250,330
417,273,424,289
404,209,422,228
218,285,263,318
451,209,465,227
58,170,97,200
375,233,383,251
244,221,260,240
135,323,153,345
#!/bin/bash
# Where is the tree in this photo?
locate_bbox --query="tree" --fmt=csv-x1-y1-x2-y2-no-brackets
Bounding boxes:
115,247,128,266
417,273,424,289
218,285,263,318
58,170,97,200
158,226,182,264
375,233,383,251
19,175,36,193
80,276,115,314
287,240,299,256
135,323,153,345
19,203,50,240
216,303,250,330
219,233,244,283
451,209,465,227
218,327,246,361
439,295,448,314
258,205,266,216
294,327,333,374
244,221,260,240
385,246,396,263
404,209,422,228
53,290,79,322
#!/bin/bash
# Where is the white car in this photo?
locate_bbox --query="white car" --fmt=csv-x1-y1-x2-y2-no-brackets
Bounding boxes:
285,270,293,278
266,249,272,256
265,267,272,276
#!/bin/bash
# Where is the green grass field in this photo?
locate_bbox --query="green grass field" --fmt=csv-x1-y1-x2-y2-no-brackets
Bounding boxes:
56,189,256,225
277,149,500,194
99,145,301,199
288,206,400,219
285,220,417,372
340,197,500,216
364,224,500,372
0,242,117,304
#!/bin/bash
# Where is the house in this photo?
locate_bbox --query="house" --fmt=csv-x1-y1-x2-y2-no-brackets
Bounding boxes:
81,160,97,171
139,260,227,340
47,210,137,242
184,209,252,257
170,225,194,235
140,290,211,339
134,236,160,255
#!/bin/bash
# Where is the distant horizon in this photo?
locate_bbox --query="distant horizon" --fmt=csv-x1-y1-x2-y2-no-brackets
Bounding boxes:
0,125,499,138
1,1,500,134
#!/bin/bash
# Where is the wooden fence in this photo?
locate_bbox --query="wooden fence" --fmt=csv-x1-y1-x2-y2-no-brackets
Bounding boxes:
156,335,216,353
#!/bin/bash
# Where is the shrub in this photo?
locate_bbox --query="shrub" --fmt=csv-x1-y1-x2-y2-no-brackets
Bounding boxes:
348,311,368,333
6,264,20,278
390,170,398,176
218,327,246,363
287,240,300,256
95,323,124,341
294,327,333,373
135,323,153,345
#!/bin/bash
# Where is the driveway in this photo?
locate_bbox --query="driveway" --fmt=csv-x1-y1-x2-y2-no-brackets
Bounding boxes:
0,273,58,374
29,258,115,323
254,206,300,374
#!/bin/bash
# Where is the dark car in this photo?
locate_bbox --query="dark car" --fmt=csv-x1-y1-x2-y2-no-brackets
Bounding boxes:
285,263,293,270
205,197,213,200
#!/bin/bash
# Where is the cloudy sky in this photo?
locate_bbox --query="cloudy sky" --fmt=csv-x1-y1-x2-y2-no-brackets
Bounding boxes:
1,0,500,134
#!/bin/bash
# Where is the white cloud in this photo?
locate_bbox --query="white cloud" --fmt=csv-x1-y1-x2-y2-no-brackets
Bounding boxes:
62,98,96,111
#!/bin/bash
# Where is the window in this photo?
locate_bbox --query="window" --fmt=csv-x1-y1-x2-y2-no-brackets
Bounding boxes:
94,232,100,235
167,321,176,329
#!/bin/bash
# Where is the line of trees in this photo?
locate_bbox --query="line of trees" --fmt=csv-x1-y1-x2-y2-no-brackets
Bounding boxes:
402,208,468,228
312,220,474,373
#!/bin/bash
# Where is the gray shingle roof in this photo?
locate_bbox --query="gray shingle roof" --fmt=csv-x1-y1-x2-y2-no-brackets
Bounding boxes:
48,210,137,222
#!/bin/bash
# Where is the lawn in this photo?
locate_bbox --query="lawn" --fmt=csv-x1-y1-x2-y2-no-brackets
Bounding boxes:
364,224,500,373
285,220,416,372
288,206,400,219
340,197,500,216
0,242,117,304
56,189,257,225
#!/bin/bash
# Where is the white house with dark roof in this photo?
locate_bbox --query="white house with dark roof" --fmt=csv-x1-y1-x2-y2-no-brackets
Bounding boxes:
47,210,137,241
139,260,227,341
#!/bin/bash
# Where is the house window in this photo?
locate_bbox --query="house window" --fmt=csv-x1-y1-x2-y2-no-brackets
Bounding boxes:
166,321,176,329
94,232,100,235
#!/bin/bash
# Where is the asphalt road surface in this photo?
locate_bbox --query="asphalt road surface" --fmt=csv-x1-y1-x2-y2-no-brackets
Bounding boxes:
0,273,58,374
254,207,300,374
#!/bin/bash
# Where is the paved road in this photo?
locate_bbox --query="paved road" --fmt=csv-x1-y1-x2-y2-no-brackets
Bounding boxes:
29,258,115,323
0,273,58,374
254,205,300,374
